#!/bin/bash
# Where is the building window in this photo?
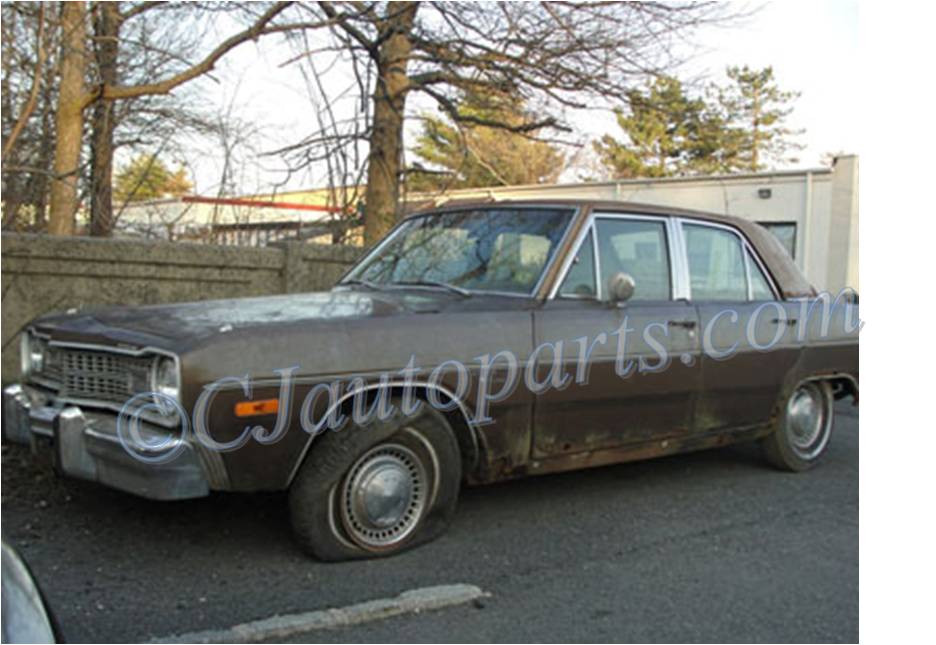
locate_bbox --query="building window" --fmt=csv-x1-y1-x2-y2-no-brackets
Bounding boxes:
758,222,797,259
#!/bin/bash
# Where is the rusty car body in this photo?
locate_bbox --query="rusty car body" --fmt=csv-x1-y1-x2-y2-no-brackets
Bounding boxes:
4,200,859,559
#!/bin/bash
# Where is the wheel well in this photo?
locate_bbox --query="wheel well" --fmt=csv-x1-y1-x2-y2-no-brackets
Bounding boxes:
333,385,481,478
827,375,859,403
804,374,858,404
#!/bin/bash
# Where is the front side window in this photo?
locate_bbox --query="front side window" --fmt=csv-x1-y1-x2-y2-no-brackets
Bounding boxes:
346,208,573,294
595,218,671,301
684,224,748,301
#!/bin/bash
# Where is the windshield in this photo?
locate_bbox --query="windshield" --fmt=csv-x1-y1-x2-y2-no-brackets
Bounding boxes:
344,207,575,295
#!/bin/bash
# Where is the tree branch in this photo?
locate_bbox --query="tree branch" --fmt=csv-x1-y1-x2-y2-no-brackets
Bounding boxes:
89,1,293,104
418,84,566,134
317,1,376,55
2,3,45,161
118,1,167,25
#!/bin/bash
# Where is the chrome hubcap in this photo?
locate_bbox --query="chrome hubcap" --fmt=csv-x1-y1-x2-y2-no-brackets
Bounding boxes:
786,383,831,459
340,443,427,549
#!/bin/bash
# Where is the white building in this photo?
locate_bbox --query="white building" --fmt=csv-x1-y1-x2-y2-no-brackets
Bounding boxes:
114,193,351,245
418,155,859,294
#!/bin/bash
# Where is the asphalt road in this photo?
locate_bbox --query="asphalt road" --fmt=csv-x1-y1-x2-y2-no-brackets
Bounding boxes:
1,402,858,643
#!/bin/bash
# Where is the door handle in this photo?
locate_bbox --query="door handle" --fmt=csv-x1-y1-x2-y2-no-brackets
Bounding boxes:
770,318,798,326
667,320,697,330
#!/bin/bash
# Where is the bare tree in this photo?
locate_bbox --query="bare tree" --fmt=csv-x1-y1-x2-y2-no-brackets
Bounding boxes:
274,24,370,243
48,0,88,235
5,1,733,244
87,1,120,236
43,0,297,236
2,2,59,231
1,3,46,161
276,1,729,243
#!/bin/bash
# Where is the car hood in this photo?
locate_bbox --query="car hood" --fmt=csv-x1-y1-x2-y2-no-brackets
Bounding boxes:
31,289,446,350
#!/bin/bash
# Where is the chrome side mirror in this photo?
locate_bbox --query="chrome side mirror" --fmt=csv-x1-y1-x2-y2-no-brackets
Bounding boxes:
607,272,636,303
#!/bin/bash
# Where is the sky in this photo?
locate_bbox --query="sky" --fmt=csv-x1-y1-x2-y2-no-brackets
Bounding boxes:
682,0,860,163
174,0,860,195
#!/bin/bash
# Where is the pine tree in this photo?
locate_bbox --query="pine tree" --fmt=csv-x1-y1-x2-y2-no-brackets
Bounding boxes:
594,68,804,179
113,154,192,203
593,76,727,178
714,65,804,171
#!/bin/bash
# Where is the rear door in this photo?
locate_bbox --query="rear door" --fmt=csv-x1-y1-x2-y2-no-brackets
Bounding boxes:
531,213,702,458
678,219,802,432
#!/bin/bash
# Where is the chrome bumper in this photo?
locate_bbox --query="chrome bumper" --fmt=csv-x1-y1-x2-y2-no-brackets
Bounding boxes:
3,384,214,500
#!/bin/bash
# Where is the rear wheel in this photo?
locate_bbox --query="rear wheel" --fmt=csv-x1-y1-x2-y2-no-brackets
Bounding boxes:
289,404,461,561
762,380,835,471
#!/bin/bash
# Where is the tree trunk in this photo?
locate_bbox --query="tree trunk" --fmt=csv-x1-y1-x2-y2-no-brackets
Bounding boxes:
362,2,419,246
750,86,760,172
48,0,87,236
89,1,119,237
31,52,58,231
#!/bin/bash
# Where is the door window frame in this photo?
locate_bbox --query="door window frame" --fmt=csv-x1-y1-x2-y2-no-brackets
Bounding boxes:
674,218,781,301
549,211,681,302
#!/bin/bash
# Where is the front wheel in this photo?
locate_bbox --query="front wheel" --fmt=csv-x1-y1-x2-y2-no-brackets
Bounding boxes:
762,380,835,471
289,404,461,561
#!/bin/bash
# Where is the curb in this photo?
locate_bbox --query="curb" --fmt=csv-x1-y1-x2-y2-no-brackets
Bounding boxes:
155,583,489,643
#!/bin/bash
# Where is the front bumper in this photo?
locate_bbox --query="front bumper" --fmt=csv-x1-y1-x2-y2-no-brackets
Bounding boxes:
3,384,217,500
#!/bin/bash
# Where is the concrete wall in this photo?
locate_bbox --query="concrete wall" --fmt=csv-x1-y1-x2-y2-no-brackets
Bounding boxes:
0,233,361,384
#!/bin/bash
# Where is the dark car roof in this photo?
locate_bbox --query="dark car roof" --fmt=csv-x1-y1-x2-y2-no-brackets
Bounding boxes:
409,198,815,299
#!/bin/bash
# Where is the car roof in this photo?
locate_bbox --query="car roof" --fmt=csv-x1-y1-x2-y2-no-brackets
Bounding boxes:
412,197,761,227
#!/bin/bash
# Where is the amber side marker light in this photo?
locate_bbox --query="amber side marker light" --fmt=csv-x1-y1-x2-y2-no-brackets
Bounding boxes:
234,399,280,417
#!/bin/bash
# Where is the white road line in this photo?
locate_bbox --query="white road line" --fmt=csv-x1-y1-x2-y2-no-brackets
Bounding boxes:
155,584,489,644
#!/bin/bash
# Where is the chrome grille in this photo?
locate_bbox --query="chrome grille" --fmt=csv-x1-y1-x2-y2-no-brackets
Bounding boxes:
44,347,153,404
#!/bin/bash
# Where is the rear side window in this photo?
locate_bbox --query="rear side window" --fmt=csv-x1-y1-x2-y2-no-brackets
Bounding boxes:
595,219,671,301
748,250,776,300
684,224,747,301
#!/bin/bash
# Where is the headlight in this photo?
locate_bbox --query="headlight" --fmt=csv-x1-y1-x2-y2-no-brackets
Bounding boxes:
20,333,45,377
151,356,180,407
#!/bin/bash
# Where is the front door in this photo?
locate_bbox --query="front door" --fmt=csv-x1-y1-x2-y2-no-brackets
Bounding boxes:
531,214,701,459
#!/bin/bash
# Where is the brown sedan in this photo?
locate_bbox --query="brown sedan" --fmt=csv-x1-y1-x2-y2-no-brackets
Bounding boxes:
4,200,859,560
